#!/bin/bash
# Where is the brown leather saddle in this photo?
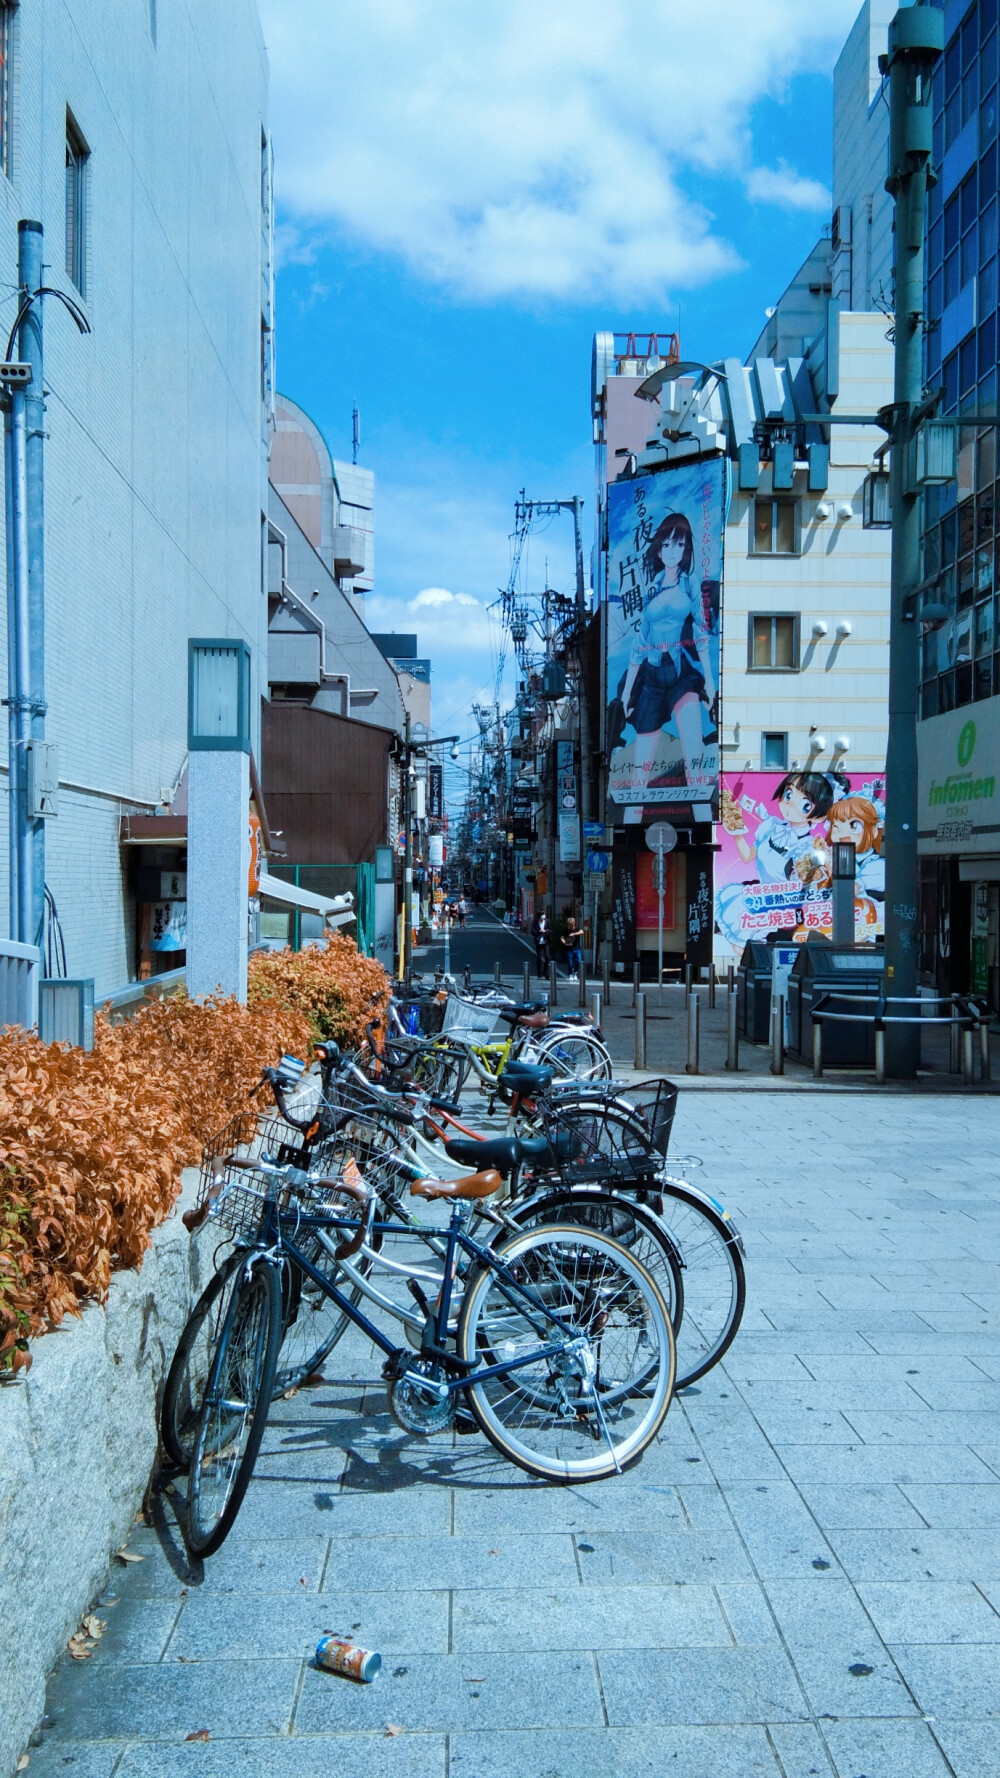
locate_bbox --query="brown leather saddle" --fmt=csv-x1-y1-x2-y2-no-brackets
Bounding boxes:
410,1168,502,1202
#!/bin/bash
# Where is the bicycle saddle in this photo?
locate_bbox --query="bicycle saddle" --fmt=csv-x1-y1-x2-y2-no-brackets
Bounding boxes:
497,1063,554,1094
494,1001,548,1024
411,1167,503,1201
443,1134,556,1178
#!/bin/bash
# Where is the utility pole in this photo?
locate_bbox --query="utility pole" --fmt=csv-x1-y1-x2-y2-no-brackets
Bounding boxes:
881,4,943,1076
401,711,412,981
571,495,592,824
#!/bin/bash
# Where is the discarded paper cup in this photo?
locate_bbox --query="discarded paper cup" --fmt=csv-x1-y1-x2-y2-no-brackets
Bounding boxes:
316,1634,381,1683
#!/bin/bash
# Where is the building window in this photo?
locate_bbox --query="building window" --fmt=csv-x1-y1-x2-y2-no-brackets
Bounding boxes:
65,114,88,296
752,498,797,555
863,471,892,528
0,4,14,180
762,732,788,771
749,613,799,672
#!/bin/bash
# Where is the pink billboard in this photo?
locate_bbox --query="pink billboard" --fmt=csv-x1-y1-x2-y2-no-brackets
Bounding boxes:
715,769,886,951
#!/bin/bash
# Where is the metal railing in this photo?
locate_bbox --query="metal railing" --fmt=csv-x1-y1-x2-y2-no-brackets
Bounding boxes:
810,990,992,1086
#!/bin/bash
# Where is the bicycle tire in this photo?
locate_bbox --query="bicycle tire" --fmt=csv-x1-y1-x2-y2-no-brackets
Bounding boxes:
656,1181,746,1388
530,1029,613,1082
160,1249,243,1467
457,1223,675,1482
186,1258,281,1557
508,1187,684,1341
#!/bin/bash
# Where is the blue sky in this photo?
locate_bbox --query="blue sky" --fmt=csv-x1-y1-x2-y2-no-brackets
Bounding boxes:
260,1,862,790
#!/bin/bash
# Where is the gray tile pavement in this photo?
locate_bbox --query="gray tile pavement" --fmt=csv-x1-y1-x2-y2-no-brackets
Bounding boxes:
26,1092,1000,1776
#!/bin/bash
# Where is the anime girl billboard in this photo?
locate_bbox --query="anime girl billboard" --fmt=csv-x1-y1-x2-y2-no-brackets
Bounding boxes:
606,459,724,814
715,770,886,952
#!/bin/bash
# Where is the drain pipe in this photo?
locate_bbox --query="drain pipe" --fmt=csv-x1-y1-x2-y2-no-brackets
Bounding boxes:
19,221,45,949
3,359,30,941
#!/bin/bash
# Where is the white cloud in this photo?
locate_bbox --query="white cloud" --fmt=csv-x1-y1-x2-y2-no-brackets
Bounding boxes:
411,586,480,610
259,0,856,303
745,162,832,212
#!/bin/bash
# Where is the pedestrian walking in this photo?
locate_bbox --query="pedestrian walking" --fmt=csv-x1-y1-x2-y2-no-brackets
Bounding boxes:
532,909,550,978
560,913,584,982
456,895,467,929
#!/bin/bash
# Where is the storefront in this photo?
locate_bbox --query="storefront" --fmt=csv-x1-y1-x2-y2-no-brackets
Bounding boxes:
917,703,1000,1010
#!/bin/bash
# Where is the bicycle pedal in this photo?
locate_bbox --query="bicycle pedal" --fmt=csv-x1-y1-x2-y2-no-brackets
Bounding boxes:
454,1411,478,1435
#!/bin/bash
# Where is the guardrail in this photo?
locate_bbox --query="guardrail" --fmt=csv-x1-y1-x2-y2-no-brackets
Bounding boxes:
810,990,991,1085
100,967,186,1023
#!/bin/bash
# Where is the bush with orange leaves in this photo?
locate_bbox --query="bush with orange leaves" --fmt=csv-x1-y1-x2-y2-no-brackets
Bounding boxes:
0,989,310,1375
247,932,390,1046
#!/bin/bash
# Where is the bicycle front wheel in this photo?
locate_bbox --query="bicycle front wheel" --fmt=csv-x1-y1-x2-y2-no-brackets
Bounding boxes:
186,1258,281,1557
161,1249,243,1467
457,1224,675,1482
658,1183,746,1389
531,1029,613,1082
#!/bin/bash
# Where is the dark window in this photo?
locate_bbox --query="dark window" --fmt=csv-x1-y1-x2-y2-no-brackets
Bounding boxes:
65,113,88,297
981,313,998,379
976,656,994,699
0,4,14,180
761,732,788,771
961,169,978,234
960,334,977,396
929,217,943,276
752,499,797,555
944,250,960,306
963,63,979,126
749,614,799,671
863,471,892,527
940,668,956,710
922,675,939,718
961,230,978,285
959,499,976,555
982,198,999,266
945,33,960,96
945,194,960,254
957,659,974,705
930,267,945,319
963,6,979,69
946,88,961,148
985,29,999,95
983,84,1000,149
981,255,998,320
943,351,959,413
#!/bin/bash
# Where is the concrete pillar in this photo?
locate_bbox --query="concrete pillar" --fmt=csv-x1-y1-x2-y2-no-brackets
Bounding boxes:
186,749,250,1001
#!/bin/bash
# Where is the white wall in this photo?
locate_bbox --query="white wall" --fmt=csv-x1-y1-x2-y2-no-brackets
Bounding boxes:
0,0,269,994
721,314,893,777
832,0,895,313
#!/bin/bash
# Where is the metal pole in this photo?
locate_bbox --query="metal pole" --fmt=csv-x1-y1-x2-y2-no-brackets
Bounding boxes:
684,962,693,993
708,965,716,1011
444,913,451,980
656,840,664,1004
686,990,700,1075
494,960,502,987
549,958,558,1006
572,495,592,826
589,989,601,1031
962,1025,974,1086
832,842,856,948
770,987,785,1076
402,713,412,981
727,963,735,994
522,961,530,1002
726,987,739,1071
813,1018,823,1080
980,1013,992,1083
578,959,587,1007
632,960,640,1006
18,221,45,951
874,1025,885,1086
602,957,611,1005
634,991,646,1071
949,1005,960,1074
3,395,17,940
883,8,943,1078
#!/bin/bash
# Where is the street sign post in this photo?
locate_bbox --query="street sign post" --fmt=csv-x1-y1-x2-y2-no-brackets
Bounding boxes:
645,822,678,1000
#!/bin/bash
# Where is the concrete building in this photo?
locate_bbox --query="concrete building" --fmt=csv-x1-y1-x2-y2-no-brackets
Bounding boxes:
0,0,270,995
268,393,374,609
917,0,1000,1009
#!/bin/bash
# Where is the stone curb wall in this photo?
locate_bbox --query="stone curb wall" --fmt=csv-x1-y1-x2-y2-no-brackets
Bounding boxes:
0,1169,205,1778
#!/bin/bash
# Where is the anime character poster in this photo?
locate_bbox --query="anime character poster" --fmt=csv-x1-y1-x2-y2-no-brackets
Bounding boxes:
606,458,724,814
715,770,886,951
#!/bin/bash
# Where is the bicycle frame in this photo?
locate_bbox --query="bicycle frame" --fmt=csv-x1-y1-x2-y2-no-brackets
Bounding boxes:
256,1195,586,1397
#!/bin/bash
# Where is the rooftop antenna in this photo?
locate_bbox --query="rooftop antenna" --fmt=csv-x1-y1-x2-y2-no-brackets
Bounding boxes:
352,403,360,466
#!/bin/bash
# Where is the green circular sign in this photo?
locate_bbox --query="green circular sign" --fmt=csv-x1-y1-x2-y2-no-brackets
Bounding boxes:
958,720,976,767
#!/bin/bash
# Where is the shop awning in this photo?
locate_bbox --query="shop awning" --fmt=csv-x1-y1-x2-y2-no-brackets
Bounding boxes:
258,872,355,927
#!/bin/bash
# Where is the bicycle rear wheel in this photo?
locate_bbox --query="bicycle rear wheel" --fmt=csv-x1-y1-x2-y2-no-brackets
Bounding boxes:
531,1030,613,1082
186,1258,281,1557
658,1183,745,1388
509,1188,684,1338
457,1223,674,1482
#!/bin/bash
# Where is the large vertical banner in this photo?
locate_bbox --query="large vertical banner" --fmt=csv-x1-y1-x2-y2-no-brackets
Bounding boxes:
606,459,724,814
715,770,886,950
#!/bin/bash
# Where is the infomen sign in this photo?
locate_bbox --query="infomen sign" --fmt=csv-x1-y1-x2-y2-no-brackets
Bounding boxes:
606,460,724,813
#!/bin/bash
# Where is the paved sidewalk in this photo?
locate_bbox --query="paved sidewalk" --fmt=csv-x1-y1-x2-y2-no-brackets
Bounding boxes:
29,1093,1000,1777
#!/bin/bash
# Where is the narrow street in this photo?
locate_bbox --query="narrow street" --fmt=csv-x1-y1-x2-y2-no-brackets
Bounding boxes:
33,1094,1000,1778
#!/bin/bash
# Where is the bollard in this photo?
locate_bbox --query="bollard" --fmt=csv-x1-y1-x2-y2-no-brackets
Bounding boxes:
578,962,587,1008
632,961,640,1007
949,1009,961,1074
962,1026,975,1086
549,959,558,1006
981,1014,992,1083
874,1025,885,1086
684,963,693,993
813,1019,823,1080
708,967,716,1011
494,960,502,987
602,958,611,1006
634,991,647,1071
590,990,602,1032
522,962,530,1002
686,990,700,1075
770,989,785,1076
464,966,472,992
727,963,735,995
725,986,740,1071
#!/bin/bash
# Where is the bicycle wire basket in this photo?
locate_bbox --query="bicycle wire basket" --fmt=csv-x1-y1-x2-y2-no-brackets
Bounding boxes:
442,995,505,1039
195,1111,312,1241
533,1078,678,1189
